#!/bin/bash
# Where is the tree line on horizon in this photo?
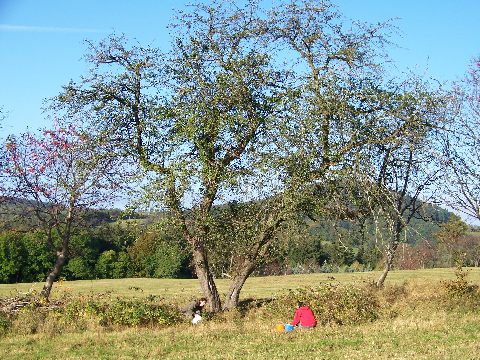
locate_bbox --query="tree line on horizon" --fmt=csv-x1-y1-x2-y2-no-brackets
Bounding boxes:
0,0,479,312
1,200,478,285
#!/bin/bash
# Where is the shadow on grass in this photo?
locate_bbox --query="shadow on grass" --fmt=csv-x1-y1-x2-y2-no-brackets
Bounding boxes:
235,297,275,317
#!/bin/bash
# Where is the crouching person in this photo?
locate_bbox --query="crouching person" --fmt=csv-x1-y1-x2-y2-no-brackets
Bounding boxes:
181,297,207,324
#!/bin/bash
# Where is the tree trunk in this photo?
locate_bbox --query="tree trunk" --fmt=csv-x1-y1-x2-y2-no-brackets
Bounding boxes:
41,201,75,300
223,259,255,310
376,246,395,287
192,242,222,312
223,215,285,310
377,220,402,287
41,250,66,300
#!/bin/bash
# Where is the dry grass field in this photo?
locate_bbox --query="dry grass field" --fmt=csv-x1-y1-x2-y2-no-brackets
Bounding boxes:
1,267,477,300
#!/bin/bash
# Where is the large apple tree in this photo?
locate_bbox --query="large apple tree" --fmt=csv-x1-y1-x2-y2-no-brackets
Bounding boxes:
53,0,441,310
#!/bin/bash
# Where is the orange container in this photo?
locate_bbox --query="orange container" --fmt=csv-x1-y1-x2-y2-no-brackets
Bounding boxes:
275,323,285,333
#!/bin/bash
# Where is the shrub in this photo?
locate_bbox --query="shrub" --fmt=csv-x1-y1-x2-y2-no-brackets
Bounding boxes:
441,264,480,309
266,283,379,325
60,295,183,328
10,306,48,335
94,298,182,326
381,282,409,305
95,250,117,278
112,252,133,278
0,312,10,336
2,293,184,336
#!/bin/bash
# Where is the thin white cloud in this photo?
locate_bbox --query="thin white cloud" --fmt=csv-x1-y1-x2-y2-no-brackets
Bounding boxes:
0,24,105,33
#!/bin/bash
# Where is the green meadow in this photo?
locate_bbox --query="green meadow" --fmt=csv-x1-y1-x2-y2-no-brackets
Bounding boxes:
1,268,475,300
1,268,480,359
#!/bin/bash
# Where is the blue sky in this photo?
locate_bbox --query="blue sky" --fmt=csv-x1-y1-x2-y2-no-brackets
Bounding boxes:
1,0,479,137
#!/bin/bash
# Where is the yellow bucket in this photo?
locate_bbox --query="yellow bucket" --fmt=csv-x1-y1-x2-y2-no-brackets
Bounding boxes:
275,323,285,333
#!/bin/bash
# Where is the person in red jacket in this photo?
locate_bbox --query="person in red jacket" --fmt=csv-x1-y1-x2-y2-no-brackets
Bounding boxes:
291,302,317,329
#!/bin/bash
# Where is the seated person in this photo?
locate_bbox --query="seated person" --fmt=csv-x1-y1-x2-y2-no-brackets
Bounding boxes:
291,301,317,329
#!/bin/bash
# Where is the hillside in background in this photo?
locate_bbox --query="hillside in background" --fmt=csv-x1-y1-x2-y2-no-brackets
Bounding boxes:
2,194,478,285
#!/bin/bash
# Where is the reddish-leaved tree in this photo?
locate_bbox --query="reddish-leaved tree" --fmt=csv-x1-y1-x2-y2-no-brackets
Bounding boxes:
4,122,127,299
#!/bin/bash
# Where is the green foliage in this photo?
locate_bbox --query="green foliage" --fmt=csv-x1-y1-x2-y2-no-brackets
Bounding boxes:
62,295,183,328
149,242,189,278
92,222,138,252
4,294,183,336
98,250,133,279
323,242,355,267
436,215,469,243
0,222,138,283
0,232,27,283
66,226,137,280
267,284,379,325
93,298,181,327
95,250,120,279
355,245,383,270
0,232,54,283
129,225,191,279
67,229,121,277
113,252,134,278
21,233,55,282
287,237,328,269
64,257,94,280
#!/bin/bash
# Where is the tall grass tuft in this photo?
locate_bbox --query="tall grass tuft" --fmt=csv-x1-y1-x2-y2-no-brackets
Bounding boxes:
0,311,10,336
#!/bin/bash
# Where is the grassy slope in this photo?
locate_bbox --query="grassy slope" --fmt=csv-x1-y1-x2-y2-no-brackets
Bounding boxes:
1,268,480,359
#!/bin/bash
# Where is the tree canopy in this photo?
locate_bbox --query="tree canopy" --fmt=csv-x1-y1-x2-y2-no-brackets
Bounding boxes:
0,0,463,309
